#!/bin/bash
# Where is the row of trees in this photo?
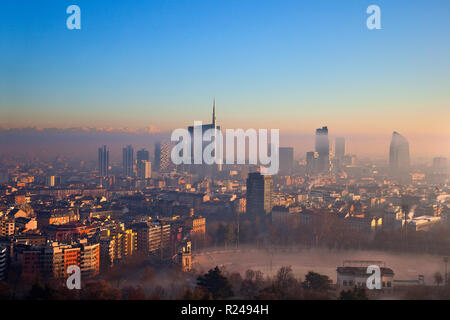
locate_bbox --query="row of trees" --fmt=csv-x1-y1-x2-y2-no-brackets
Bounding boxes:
208,211,450,256
183,266,364,300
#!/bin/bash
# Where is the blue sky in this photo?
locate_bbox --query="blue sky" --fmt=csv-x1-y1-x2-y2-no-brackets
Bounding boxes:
1,0,449,136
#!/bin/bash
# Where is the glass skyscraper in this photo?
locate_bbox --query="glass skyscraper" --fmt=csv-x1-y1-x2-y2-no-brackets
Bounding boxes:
98,145,109,177
389,131,410,172
315,126,330,172
122,145,134,177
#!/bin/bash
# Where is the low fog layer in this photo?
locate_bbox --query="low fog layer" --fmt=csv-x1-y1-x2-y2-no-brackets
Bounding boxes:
194,246,445,284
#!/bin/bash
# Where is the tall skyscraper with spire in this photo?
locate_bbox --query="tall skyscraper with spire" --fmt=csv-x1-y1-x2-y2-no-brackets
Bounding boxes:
187,99,222,177
212,97,216,127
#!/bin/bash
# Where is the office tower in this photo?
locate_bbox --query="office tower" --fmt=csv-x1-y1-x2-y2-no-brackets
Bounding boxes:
122,145,134,177
335,137,346,159
246,172,273,216
187,99,222,177
137,160,152,179
137,148,150,162
155,141,174,172
279,147,294,175
315,126,330,172
389,131,410,172
98,145,109,177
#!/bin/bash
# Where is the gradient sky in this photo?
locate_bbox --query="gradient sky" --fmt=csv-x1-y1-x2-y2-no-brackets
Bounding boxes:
1,0,449,138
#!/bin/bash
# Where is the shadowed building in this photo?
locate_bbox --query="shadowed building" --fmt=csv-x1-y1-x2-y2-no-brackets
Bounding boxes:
246,172,273,216
279,147,294,175
122,145,134,177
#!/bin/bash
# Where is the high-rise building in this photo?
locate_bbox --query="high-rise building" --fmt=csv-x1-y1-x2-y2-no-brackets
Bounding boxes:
279,147,294,175
137,148,150,162
187,99,222,177
122,145,134,177
155,142,174,172
0,246,7,281
98,145,109,177
389,132,410,172
335,137,346,159
315,126,330,172
137,160,152,179
246,172,273,216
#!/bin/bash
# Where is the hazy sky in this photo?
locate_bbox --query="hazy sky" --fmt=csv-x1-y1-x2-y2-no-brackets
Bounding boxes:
1,0,449,139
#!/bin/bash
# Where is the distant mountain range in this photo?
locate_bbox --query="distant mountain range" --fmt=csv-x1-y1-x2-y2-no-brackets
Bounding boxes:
0,126,162,135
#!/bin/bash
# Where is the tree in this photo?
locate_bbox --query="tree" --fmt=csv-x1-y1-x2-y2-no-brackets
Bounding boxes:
122,285,146,300
26,281,57,300
240,270,264,299
197,266,234,299
257,266,303,300
303,271,332,292
0,281,12,300
434,272,444,286
79,280,122,300
149,285,166,300
274,266,297,296
141,266,155,283
183,287,210,300
339,287,368,300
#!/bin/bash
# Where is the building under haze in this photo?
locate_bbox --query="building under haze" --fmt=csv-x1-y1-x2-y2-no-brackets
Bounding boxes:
335,137,346,159
279,147,294,175
98,145,109,177
389,132,410,172
315,126,330,172
187,99,221,177
246,172,273,216
122,145,134,177
306,151,318,174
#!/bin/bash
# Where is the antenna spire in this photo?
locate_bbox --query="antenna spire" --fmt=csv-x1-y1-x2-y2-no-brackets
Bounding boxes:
212,98,216,127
